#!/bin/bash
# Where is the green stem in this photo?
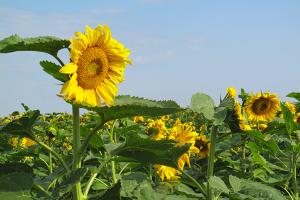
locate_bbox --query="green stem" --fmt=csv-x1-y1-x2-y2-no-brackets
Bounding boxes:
35,140,70,172
207,126,217,200
49,139,53,174
49,152,53,174
83,158,111,198
33,182,52,199
53,54,65,66
110,120,117,184
72,105,82,200
292,153,299,200
179,169,207,197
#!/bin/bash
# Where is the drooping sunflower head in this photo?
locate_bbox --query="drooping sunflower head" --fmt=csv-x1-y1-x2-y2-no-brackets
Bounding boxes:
194,134,210,159
285,101,297,113
59,24,131,107
245,92,280,121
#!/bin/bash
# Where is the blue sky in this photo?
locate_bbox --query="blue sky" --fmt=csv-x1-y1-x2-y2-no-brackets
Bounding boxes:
0,0,300,115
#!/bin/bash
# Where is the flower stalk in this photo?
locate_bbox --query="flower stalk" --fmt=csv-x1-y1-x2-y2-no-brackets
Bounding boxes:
207,126,217,200
72,105,82,200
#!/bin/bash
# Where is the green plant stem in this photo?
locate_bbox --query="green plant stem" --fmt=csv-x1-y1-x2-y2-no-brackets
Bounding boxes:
53,54,65,66
49,139,53,174
49,151,53,174
110,120,117,184
292,153,299,200
179,169,207,197
33,182,52,199
83,158,111,198
35,140,70,172
207,126,217,200
72,105,82,200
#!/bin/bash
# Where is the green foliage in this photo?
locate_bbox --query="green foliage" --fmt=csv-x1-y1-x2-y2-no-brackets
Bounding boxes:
111,132,190,168
0,34,70,56
83,95,183,123
190,93,215,119
40,61,69,82
0,172,33,200
286,92,300,102
208,176,230,194
228,176,287,200
59,168,88,192
0,110,40,138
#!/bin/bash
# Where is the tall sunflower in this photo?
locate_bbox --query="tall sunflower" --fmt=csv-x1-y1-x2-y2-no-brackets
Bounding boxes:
245,92,280,121
59,25,131,107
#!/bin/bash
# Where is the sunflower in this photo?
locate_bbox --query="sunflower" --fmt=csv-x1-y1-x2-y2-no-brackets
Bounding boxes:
133,116,144,123
147,119,167,141
285,102,297,113
59,25,131,107
245,92,280,121
167,123,199,169
226,87,237,98
154,164,179,181
21,137,36,147
153,122,199,181
194,134,210,159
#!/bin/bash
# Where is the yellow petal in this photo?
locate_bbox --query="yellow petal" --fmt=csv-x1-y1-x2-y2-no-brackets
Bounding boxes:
59,63,78,74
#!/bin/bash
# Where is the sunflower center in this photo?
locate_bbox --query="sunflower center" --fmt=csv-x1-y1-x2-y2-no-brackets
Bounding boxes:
252,98,272,115
77,47,109,89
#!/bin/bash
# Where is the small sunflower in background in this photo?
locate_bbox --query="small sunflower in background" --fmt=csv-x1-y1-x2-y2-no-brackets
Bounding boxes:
133,116,144,123
153,122,200,181
285,101,297,113
226,87,237,98
194,134,210,159
59,24,131,107
161,115,170,121
245,92,280,121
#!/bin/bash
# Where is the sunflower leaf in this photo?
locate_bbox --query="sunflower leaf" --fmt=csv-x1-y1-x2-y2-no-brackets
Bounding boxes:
0,110,40,138
40,60,69,82
286,92,300,102
111,132,190,168
81,95,183,123
190,93,215,120
0,34,70,56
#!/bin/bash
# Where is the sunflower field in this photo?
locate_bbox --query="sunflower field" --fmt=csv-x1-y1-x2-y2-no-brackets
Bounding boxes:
0,25,299,200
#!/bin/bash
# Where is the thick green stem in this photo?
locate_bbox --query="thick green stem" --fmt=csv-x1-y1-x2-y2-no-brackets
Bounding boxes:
72,105,82,200
207,126,217,200
292,153,299,200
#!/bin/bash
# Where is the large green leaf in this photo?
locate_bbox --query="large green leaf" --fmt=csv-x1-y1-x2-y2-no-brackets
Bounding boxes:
245,130,280,154
0,110,40,138
59,167,88,192
0,172,33,200
286,92,300,102
190,93,215,120
111,132,190,168
229,176,287,200
0,35,70,56
208,176,230,194
40,60,68,82
82,95,183,123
